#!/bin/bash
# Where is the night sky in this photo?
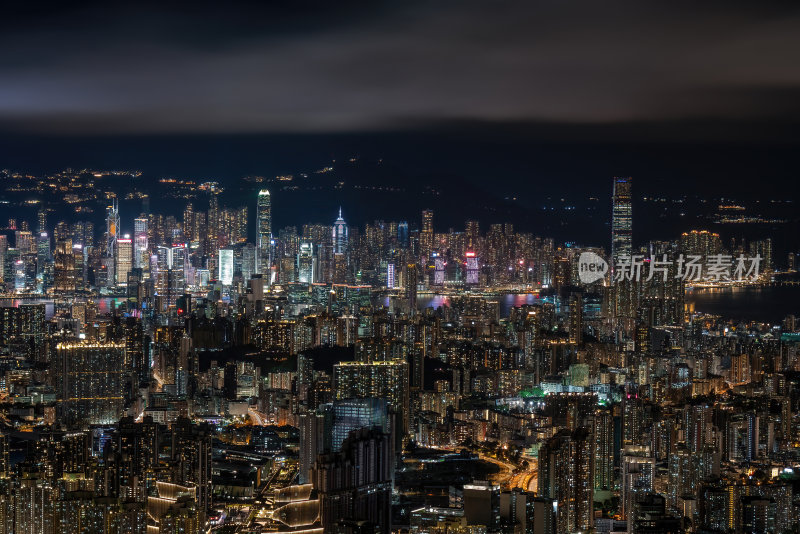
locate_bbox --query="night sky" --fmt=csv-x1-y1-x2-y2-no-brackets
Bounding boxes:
1,1,799,138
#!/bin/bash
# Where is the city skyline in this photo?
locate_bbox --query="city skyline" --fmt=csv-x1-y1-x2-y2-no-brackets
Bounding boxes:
1,2,799,534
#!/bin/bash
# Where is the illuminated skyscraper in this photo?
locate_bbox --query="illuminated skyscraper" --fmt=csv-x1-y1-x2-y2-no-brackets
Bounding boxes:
134,217,149,269
334,359,409,433
241,243,257,281
538,427,593,534
297,241,314,284
182,203,194,242
116,235,132,285
257,189,272,274
397,221,409,248
37,208,47,234
621,445,655,529
0,235,7,283
56,341,125,425
593,408,614,492
611,177,632,264
257,189,272,246
333,207,348,254
386,263,396,289
106,199,120,258
420,210,434,258
36,232,50,276
466,251,479,285
155,244,187,308
218,248,234,286
405,262,417,309
433,255,445,285
465,220,480,251
207,184,220,246
15,230,34,254
171,417,212,520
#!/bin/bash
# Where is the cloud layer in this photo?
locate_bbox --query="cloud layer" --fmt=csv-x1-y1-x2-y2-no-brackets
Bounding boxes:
1,1,799,133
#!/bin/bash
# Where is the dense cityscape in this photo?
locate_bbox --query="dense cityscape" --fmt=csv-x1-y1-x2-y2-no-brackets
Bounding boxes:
0,170,794,534
3,1,800,533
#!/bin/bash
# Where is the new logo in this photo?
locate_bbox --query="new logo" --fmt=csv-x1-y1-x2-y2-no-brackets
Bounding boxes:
578,252,608,284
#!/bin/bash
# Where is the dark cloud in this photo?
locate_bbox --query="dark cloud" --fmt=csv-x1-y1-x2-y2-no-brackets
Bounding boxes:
1,0,799,135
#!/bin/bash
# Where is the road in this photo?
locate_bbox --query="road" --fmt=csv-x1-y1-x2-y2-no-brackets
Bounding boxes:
248,407,268,426
508,456,538,492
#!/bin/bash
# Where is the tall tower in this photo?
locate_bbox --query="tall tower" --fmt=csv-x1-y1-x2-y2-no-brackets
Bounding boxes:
257,189,272,274
333,207,348,254
611,177,632,264
116,235,133,285
257,189,271,247
37,208,48,234
182,203,194,242
208,185,220,247
134,217,148,270
405,262,418,309
397,221,409,248
106,199,120,259
420,209,434,258
538,427,594,534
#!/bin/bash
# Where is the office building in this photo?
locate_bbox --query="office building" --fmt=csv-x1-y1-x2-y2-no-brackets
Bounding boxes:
134,217,149,269
611,176,632,265
116,235,132,285
333,207,348,255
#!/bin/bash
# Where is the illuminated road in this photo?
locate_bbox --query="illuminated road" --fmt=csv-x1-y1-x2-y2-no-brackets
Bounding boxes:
509,456,538,492
152,371,165,391
478,453,515,487
248,407,268,426
420,445,537,492
480,453,537,492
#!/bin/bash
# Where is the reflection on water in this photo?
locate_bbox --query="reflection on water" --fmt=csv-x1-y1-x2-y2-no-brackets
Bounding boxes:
685,285,800,323
13,287,794,324
2,297,125,320
378,292,542,318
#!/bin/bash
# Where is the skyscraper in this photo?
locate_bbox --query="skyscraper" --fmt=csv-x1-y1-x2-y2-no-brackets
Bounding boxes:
332,207,348,254
330,398,390,452
116,235,132,285
155,244,186,309
37,208,47,234
297,241,315,284
466,251,479,285
56,341,125,425
611,177,632,265
334,359,409,434
313,427,393,534
257,189,272,246
257,189,272,274
106,199,120,259
621,445,655,529
397,221,409,248
420,209,434,258
171,417,212,520
538,427,593,534
134,217,148,269
299,398,391,484
405,262,417,309
207,184,220,246
218,248,234,286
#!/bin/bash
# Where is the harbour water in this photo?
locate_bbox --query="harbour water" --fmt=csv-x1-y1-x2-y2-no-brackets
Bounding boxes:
4,286,797,324
685,285,800,323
